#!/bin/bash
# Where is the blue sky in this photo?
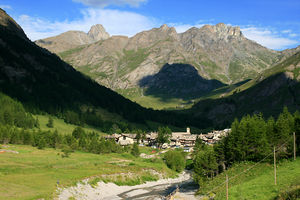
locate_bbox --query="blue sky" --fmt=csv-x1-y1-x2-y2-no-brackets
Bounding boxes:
1,0,299,50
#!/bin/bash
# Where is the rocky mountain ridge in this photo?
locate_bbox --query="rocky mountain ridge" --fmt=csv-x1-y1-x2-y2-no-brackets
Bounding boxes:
36,22,298,108
36,24,109,53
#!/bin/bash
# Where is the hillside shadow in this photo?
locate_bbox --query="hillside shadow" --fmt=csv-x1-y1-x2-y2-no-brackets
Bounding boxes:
138,63,226,101
187,72,300,128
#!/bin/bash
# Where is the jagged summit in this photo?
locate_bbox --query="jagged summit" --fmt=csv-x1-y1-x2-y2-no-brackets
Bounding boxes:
189,23,243,39
210,23,242,37
88,24,110,41
36,22,283,96
0,8,28,39
36,24,110,53
159,24,170,30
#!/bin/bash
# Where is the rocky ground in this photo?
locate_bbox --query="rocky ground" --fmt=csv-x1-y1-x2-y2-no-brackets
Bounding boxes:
57,171,201,200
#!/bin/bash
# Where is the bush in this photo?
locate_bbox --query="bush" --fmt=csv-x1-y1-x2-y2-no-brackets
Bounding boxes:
46,117,54,128
164,150,186,172
61,146,73,158
37,137,46,149
131,142,140,157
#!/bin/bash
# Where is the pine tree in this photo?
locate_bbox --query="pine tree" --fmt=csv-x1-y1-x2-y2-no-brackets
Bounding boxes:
136,131,141,144
89,136,99,154
157,126,171,148
72,127,85,139
294,111,300,154
23,130,33,145
37,137,46,149
131,142,140,157
46,116,54,128
266,117,276,146
193,146,217,184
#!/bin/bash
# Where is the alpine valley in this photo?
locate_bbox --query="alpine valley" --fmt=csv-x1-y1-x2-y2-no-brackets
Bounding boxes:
1,3,300,200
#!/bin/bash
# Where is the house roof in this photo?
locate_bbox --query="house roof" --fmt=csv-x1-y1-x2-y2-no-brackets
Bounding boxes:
146,132,158,140
171,132,197,141
122,133,136,139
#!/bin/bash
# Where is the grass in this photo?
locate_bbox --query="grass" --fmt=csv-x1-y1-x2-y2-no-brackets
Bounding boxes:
118,48,150,77
58,45,86,60
198,159,300,200
227,52,300,97
0,145,176,200
35,114,105,135
76,64,108,79
116,88,192,110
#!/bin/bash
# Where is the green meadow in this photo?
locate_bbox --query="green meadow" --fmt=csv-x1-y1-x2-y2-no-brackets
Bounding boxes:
35,115,105,135
199,159,300,200
0,145,176,200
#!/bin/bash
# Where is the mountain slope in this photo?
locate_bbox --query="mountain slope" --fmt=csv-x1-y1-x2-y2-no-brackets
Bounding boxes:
0,8,210,129
0,9,27,40
36,24,109,53
188,51,300,127
198,160,300,200
37,23,284,108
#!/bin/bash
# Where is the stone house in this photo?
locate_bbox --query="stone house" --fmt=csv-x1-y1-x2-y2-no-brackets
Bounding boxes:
117,134,135,146
170,127,197,147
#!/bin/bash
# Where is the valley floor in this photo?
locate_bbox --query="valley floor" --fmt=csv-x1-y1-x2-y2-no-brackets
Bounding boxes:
58,171,194,200
0,145,176,200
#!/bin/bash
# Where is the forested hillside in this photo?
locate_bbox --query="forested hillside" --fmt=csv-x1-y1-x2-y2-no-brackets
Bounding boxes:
0,8,209,131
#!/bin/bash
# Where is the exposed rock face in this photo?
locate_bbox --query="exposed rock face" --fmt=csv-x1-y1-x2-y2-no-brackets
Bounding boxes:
88,24,110,41
52,23,281,90
35,24,110,53
36,23,299,106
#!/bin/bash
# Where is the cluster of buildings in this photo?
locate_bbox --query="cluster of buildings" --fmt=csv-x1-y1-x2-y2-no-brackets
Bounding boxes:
105,127,230,152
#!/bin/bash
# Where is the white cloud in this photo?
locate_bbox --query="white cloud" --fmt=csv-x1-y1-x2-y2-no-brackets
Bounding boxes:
15,8,158,41
282,29,292,33
289,33,298,37
241,27,298,50
72,0,147,7
0,5,12,9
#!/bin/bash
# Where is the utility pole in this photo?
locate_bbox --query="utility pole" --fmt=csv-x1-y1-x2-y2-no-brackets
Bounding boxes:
274,146,277,185
226,174,229,200
294,132,296,161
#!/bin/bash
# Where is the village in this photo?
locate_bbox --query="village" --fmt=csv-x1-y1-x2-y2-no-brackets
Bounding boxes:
105,127,230,152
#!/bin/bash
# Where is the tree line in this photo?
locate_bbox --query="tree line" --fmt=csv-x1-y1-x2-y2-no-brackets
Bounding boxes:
0,124,137,155
0,92,37,129
193,107,300,189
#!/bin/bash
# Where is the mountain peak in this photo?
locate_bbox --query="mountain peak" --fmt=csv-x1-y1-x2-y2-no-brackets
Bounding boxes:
0,8,28,40
160,24,169,30
215,22,226,28
157,24,178,38
199,23,242,38
88,24,110,41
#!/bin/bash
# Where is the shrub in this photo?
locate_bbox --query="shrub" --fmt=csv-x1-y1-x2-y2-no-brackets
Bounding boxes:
46,117,54,128
37,138,46,149
61,146,72,158
131,142,140,157
164,150,186,172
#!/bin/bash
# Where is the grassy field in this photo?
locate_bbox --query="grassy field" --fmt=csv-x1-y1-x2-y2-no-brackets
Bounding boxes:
116,88,190,110
0,145,176,200
35,115,105,135
199,159,300,200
